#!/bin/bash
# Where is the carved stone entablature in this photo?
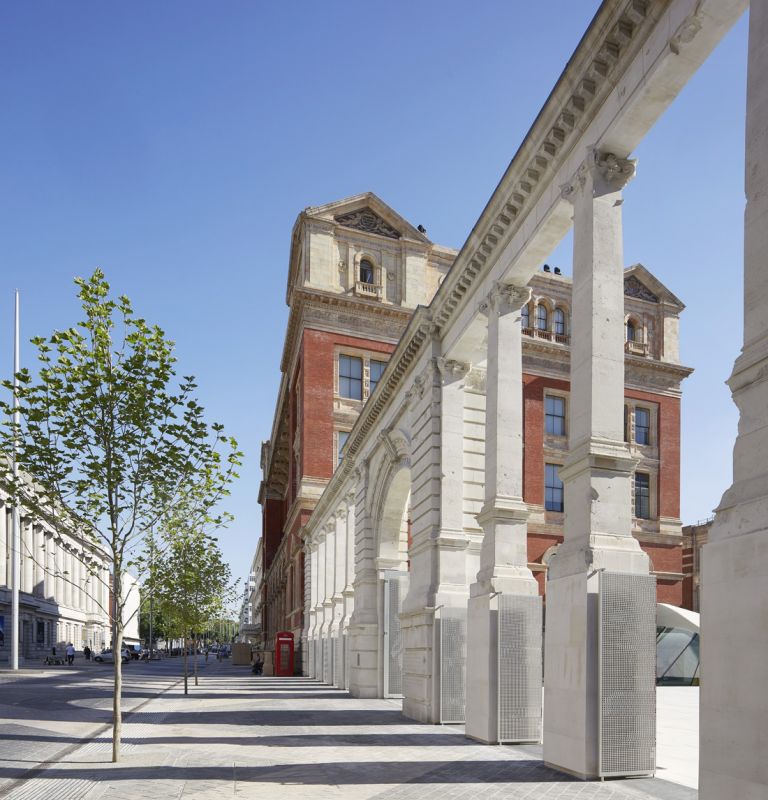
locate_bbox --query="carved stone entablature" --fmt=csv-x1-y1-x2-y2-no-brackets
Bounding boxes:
624,275,659,303
334,208,402,240
561,148,637,201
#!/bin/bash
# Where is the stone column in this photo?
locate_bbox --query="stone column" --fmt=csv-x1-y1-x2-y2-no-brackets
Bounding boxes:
314,525,328,681
304,537,316,677
349,464,381,698
322,521,335,683
466,283,540,744
543,148,649,779
22,520,34,594
401,354,470,723
341,491,356,689
330,506,346,687
701,4,768,797
0,501,7,587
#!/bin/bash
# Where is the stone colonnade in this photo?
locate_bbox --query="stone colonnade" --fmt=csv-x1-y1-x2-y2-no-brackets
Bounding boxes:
304,0,766,794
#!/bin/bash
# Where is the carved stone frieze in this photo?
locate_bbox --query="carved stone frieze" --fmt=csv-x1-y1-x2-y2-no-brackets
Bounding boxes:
624,275,659,302
334,208,401,240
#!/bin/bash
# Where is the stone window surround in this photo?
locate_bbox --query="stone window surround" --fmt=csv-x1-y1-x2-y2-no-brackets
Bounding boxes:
624,399,658,453
543,389,569,441
333,346,390,404
526,296,570,333
335,429,351,471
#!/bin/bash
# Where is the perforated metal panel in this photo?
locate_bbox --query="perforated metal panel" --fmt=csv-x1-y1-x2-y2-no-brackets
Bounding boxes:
383,571,408,697
598,571,657,778
335,631,344,688
307,639,314,678
438,607,467,724
497,594,542,743
327,634,334,684
321,638,328,684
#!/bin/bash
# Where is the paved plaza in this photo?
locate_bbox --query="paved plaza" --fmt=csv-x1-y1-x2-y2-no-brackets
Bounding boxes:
0,660,699,800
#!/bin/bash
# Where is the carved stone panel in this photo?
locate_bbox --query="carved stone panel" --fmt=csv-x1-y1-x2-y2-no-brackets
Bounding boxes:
624,276,659,303
334,208,402,240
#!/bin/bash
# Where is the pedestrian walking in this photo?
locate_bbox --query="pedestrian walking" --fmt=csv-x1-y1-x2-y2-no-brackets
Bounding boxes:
65,642,75,666
83,645,91,661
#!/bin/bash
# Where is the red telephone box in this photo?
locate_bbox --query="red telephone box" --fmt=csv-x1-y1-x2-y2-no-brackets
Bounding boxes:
275,631,294,676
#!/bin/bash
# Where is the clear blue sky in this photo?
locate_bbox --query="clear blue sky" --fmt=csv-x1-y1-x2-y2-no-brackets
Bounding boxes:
0,3,748,591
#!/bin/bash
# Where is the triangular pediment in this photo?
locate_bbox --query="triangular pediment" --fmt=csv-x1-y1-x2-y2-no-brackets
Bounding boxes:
334,207,401,239
303,192,431,244
623,264,684,309
624,275,659,303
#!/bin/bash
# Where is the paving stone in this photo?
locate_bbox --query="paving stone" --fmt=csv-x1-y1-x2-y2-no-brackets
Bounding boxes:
0,664,697,800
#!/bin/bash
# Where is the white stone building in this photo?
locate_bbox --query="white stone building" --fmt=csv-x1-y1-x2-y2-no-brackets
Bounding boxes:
0,488,111,660
291,1,768,795
238,539,263,644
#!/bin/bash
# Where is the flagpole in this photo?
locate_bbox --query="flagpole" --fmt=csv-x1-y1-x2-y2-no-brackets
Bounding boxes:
11,290,20,670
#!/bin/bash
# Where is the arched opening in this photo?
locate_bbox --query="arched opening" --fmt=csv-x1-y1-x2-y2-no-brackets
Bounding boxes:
359,258,375,285
374,461,411,698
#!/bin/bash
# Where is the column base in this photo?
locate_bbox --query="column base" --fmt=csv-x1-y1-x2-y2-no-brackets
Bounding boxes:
700,526,768,800
348,622,379,698
466,589,542,744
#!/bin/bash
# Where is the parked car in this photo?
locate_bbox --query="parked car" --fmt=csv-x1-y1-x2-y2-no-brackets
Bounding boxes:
94,647,131,663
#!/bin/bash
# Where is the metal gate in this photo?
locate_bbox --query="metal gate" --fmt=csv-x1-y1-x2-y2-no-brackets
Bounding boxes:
383,571,408,698
497,594,542,743
437,607,467,723
598,571,657,778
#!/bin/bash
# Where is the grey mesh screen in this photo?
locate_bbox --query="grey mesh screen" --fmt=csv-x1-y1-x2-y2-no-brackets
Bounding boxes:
321,638,327,683
598,571,657,778
439,607,467,723
335,631,344,688
384,572,408,697
327,634,335,684
498,594,542,743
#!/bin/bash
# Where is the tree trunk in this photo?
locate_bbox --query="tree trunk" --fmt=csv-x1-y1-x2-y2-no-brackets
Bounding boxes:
194,638,199,686
112,628,123,763
183,635,188,695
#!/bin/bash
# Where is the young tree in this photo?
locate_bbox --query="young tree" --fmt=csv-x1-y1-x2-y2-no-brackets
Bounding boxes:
149,517,232,693
0,270,241,761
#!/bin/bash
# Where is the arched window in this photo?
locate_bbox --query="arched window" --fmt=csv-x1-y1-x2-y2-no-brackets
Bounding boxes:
554,307,566,336
359,258,375,285
521,303,530,329
536,303,548,331
626,319,637,342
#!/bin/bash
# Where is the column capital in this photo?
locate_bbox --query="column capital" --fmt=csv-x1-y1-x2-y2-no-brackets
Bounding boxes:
481,282,531,317
334,507,347,520
435,357,470,382
561,147,636,201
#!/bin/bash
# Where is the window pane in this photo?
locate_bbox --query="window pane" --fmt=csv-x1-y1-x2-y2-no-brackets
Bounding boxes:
635,408,650,445
370,360,386,394
554,308,565,335
338,431,349,462
536,304,548,330
339,355,363,399
545,463,564,512
359,259,374,284
627,321,636,342
521,304,529,328
545,395,566,436
635,472,650,519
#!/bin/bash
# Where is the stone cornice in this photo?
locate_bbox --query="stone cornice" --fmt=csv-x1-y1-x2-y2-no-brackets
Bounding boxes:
279,288,412,375
428,0,662,334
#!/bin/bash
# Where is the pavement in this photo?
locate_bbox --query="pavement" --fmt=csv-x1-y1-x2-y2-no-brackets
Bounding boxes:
0,660,700,800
